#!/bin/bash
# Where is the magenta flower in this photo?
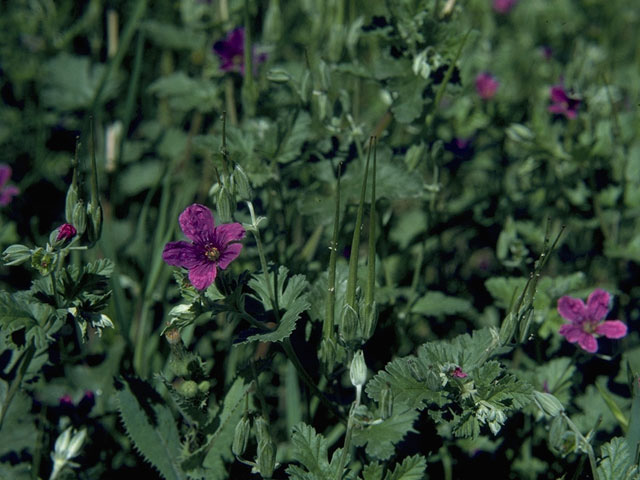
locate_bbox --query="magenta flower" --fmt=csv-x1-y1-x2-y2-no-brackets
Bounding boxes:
213,27,267,76
450,366,468,378
0,164,20,206
493,0,518,14
548,85,581,119
162,204,245,290
557,289,627,353
56,223,77,241
475,72,499,100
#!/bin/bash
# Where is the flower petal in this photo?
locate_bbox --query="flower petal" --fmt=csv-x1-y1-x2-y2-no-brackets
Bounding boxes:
557,295,586,323
577,332,598,353
558,323,584,343
179,204,215,244
0,185,19,206
215,222,246,245
596,320,627,339
162,241,202,268
217,243,242,270
550,86,568,104
548,104,567,115
586,288,610,321
188,262,217,290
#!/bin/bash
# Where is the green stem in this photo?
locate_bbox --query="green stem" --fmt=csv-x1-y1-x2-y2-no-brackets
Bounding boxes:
323,164,341,341
0,342,36,430
563,413,600,480
50,271,61,309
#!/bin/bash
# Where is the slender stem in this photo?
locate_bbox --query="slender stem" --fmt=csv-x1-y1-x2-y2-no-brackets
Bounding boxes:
50,271,61,309
562,413,600,480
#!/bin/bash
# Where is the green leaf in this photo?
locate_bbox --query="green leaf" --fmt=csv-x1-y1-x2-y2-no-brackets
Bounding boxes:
142,20,206,50
596,437,640,480
118,160,165,196
361,462,384,480
0,291,56,350
352,409,419,460
148,72,219,113
41,53,120,110
274,111,311,164
286,423,331,480
384,454,427,480
115,377,185,480
411,291,472,317
0,383,38,459
485,277,527,309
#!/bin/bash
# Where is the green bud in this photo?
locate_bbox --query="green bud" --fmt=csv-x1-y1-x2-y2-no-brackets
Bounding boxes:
360,301,378,341
254,416,270,446
256,439,276,479
73,200,87,235
379,384,393,420
2,244,32,266
533,391,565,417
499,312,517,346
86,201,103,245
31,248,56,275
549,415,566,451
339,304,359,345
267,69,291,83
349,350,367,389
232,416,251,457
178,380,198,398
65,183,79,224
216,185,233,223
424,369,442,391
506,123,535,144
169,356,189,377
198,381,211,394
233,164,252,200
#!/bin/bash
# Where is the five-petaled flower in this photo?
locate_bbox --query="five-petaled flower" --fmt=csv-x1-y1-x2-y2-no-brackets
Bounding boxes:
475,72,499,100
213,27,267,76
0,164,20,207
162,204,245,290
557,288,627,353
56,223,77,241
548,85,581,119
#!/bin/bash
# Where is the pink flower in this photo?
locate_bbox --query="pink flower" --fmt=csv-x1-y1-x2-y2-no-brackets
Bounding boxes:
557,289,627,353
162,204,245,290
213,27,267,76
548,85,580,119
475,72,499,100
56,223,77,241
493,0,518,14
450,366,468,378
0,164,20,206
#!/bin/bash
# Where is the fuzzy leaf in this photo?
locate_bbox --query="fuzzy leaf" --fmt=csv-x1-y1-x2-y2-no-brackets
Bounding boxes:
115,377,185,480
286,423,331,480
352,409,420,460
411,291,472,317
384,454,427,480
596,437,639,480
361,462,384,480
274,111,311,164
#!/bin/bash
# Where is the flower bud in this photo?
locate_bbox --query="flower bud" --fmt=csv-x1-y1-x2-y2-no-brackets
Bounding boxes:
339,304,359,345
56,223,77,242
216,185,233,223
233,164,252,201
2,244,32,266
256,439,276,478
50,427,87,480
65,183,79,224
379,384,393,420
86,201,103,245
533,391,564,417
254,416,270,446
178,380,199,398
266,69,291,83
198,381,211,394
232,416,251,457
350,350,367,389
72,200,87,235
360,300,378,341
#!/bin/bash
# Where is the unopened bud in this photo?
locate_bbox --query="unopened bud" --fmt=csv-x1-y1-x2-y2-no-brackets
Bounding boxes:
266,69,291,83
198,381,211,393
256,439,276,478
56,223,77,242
350,350,367,389
216,186,233,223
86,202,103,245
361,301,378,341
178,380,198,398
73,200,87,235
533,391,564,417
232,416,251,457
254,416,270,446
2,244,32,266
339,304,359,345
506,123,535,144
233,164,252,200
65,184,79,224
379,384,393,420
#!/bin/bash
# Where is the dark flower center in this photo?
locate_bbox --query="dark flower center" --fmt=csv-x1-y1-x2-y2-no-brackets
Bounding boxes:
582,320,598,334
205,245,221,262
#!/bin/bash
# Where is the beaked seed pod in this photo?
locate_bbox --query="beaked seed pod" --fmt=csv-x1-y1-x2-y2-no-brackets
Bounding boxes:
232,416,251,457
256,439,276,479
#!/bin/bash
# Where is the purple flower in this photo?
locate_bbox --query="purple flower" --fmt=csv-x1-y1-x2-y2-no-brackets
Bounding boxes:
0,164,20,206
475,72,499,100
213,27,267,76
557,289,627,353
548,85,581,119
450,366,468,378
493,0,518,13
56,223,77,241
162,204,245,290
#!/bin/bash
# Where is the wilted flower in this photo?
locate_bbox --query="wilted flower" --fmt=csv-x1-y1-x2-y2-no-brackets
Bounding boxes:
548,85,581,119
475,72,499,100
557,288,627,353
0,164,20,206
213,27,267,76
162,204,245,290
450,366,468,378
56,223,77,241
493,0,518,14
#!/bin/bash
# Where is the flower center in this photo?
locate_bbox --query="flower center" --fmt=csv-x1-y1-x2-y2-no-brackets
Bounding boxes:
582,320,598,334
205,245,221,262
